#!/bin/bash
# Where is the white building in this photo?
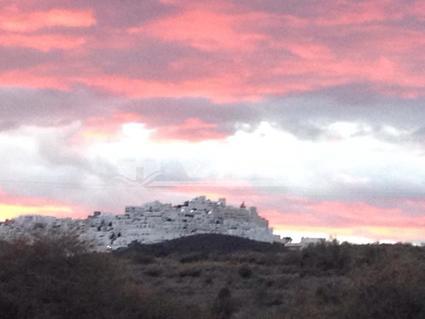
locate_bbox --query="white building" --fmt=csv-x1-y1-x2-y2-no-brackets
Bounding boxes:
0,196,282,251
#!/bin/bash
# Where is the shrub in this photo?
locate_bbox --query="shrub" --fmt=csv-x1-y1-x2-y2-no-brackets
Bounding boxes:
144,266,162,277
254,287,283,308
179,266,202,278
211,287,237,319
343,257,425,319
132,254,155,264
300,241,352,275
238,265,253,279
179,252,209,263
0,235,201,319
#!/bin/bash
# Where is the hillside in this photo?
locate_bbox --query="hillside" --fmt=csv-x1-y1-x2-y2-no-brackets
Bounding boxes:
115,233,286,257
115,235,425,319
1,234,425,319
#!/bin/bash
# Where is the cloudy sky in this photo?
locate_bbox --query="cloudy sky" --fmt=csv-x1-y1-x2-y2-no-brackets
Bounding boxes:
1,0,425,243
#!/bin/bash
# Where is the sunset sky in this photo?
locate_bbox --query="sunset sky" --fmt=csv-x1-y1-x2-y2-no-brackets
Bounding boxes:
1,0,425,243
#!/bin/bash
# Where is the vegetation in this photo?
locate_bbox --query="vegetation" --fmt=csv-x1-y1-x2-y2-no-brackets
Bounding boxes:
0,233,204,319
1,234,425,318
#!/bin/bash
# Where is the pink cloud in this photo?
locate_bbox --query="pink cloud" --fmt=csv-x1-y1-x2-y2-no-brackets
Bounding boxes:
76,113,142,143
0,0,423,101
145,182,425,241
0,33,86,51
264,198,425,242
152,118,228,141
0,69,68,90
0,188,85,221
1,0,425,243
0,6,95,32
72,74,269,103
130,8,267,52
76,113,228,143
313,1,403,26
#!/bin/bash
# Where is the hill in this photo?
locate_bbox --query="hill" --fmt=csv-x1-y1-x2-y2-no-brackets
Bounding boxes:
114,233,286,257
2,234,425,319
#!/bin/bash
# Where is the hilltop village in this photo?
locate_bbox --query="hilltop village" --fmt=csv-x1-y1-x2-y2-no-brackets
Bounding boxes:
0,196,289,251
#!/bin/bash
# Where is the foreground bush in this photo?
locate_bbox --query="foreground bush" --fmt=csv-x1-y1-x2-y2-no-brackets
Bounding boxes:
0,234,203,319
2,233,425,319
345,254,425,319
280,244,425,319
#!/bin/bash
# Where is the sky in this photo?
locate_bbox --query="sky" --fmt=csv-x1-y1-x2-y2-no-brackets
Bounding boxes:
1,0,425,243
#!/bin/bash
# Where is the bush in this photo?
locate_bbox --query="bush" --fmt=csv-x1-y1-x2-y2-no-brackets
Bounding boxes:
238,265,253,279
344,257,425,319
179,266,202,278
144,266,162,277
0,235,201,319
300,241,353,275
131,254,156,264
211,287,237,319
179,252,209,263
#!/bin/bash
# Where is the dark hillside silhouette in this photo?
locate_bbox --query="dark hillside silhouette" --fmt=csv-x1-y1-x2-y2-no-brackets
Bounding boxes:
115,233,286,257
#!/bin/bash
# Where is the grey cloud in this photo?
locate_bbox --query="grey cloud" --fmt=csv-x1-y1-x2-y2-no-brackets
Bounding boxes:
0,47,61,71
36,127,105,177
0,87,123,131
2,84,425,144
217,0,328,18
0,124,140,213
91,39,224,82
121,84,425,142
26,0,178,28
